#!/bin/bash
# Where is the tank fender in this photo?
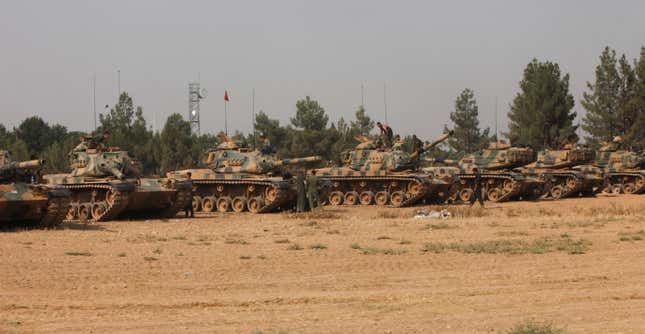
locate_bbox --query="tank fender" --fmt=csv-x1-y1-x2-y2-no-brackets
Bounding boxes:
109,180,135,192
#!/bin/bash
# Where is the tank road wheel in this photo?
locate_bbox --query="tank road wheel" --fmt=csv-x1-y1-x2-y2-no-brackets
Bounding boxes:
201,196,217,212
247,197,264,213
374,191,389,206
487,189,501,202
407,181,421,196
635,178,644,191
192,196,202,211
328,191,344,206
390,191,406,207
105,189,117,206
503,179,514,192
344,191,359,205
458,189,473,202
566,177,577,189
623,183,636,194
232,197,247,212
66,204,79,220
550,185,563,199
77,204,92,221
359,191,374,205
265,186,278,203
91,202,108,220
217,197,232,212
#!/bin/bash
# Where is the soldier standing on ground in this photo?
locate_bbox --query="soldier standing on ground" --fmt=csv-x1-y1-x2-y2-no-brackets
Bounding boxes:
296,171,306,212
307,169,320,210
184,172,194,218
470,167,485,207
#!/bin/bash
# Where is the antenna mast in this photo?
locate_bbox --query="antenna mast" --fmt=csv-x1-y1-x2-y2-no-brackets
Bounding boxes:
383,83,388,123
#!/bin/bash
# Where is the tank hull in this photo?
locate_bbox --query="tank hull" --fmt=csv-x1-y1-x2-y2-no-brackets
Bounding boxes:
42,174,191,222
0,183,70,227
314,167,437,207
168,169,295,213
518,168,604,199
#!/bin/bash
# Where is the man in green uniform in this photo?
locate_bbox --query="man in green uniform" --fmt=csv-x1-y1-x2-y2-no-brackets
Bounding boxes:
470,167,485,207
296,171,306,212
184,172,194,218
307,169,320,210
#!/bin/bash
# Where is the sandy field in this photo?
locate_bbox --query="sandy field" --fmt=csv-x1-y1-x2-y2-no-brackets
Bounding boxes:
1,195,645,333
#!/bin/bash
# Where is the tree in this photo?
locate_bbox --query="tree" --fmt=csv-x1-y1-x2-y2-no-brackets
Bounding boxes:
449,88,490,153
507,59,577,149
159,114,193,173
14,116,56,154
290,96,329,131
581,47,621,145
350,105,374,137
98,92,155,173
630,47,645,148
254,111,290,156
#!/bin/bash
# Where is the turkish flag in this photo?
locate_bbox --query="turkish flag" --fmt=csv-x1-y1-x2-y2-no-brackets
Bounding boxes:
224,91,229,102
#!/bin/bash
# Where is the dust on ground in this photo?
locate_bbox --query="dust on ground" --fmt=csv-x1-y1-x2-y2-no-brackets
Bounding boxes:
1,195,645,333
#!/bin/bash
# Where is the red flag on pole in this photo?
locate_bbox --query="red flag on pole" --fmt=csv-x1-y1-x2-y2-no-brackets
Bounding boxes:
224,91,229,102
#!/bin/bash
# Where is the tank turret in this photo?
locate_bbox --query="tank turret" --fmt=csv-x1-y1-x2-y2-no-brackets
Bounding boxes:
459,140,536,171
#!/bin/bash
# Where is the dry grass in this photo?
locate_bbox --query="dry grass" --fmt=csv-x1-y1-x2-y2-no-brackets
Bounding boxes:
224,239,248,245
309,243,328,250
274,239,290,244
504,321,568,334
288,244,303,251
350,243,407,255
421,236,591,255
618,230,645,242
65,251,92,257
375,210,402,219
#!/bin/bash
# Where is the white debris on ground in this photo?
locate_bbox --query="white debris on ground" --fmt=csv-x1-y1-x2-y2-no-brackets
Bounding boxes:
413,209,452,220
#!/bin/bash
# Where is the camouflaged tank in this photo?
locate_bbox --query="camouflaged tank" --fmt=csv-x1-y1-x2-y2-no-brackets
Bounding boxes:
515,144,604,199
315,132,453,207
43,138,192,222
166,137,322,213
0,150,71,227
424,141,544,202
580,137,645,194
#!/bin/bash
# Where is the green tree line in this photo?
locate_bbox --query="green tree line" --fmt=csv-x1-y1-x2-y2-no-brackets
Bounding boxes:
2,45,645,175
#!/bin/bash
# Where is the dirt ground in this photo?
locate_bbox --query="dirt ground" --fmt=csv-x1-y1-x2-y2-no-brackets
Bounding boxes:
1,195,645,333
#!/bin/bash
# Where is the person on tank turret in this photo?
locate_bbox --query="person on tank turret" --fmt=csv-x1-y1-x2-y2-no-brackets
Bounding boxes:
260,136,276,155
411,134,424,154
392,135,404,151
72,131,110,152
377,122,393,148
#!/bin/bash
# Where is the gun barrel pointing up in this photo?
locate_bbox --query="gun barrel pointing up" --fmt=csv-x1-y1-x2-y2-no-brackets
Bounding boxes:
410,131,454,160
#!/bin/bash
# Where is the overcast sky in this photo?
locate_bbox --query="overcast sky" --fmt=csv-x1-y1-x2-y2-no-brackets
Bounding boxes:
1,0,644,140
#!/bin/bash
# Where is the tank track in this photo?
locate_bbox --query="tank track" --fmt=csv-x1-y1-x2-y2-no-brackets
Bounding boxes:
62,184,131,222
607,172,645,194
540,171,585,199
322,175,431,207
456,173,523,202
193,179,291,213
39,194,71,228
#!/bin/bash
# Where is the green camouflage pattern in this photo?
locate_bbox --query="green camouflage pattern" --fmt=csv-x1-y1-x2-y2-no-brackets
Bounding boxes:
0,150,70,227
315,132,453,207
517,144,603,199
580,138,645,194
166,136,322,213
422,141,544,203
43,145,191,222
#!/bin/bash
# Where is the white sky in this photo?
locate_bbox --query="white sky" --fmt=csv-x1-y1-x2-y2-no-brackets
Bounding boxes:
1,0,644,141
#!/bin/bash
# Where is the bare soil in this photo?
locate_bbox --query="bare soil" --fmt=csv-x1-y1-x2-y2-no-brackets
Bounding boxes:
1,195,645,333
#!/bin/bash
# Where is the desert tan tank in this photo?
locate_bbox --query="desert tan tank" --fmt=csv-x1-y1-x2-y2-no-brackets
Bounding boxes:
515,143,604,199
43,137,192,222
578,137,645,194
166,136,322,213
423,140,544,202
0,150,71,227
314,131,453,207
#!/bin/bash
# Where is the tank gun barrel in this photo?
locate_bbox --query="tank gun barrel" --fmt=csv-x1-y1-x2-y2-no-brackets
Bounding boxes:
273,156,322,167
410,131,454,160
424,157,457,165
0,159,45,173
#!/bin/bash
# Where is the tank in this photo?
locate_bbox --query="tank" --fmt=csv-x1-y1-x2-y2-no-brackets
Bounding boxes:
516,143,604,199
43,141,192,222
423,141,544,202
581,137,645,194
166,137,322,213
315,131,453,207
0,150,71,227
